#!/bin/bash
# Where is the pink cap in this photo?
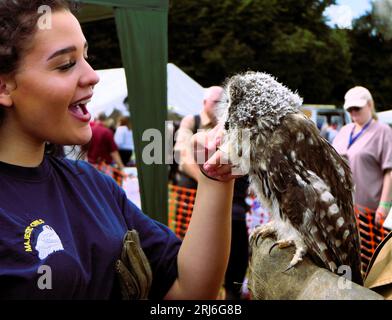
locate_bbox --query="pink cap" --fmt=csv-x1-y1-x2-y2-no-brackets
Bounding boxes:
343,86,372,110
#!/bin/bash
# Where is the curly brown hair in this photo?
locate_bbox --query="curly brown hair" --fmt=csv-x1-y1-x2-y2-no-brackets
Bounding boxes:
0,0,77,156
0,0,76,75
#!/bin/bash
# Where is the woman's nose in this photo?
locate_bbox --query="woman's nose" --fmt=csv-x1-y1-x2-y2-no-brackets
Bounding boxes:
79,60,100,88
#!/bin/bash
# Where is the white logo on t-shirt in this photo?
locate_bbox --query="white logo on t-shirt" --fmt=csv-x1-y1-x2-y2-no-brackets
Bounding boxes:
35,225,64,260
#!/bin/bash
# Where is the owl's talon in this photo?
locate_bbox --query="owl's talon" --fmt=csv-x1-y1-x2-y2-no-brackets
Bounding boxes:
249,222,276,242
282,264,295,273
254,233,260,246
269,242,279,255
254,233,264,247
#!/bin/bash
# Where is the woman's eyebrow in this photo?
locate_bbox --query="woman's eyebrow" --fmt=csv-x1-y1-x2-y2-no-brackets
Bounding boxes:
47,41,88,61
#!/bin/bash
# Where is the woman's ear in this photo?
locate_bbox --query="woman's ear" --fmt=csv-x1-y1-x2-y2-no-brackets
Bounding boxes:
0,76,14,107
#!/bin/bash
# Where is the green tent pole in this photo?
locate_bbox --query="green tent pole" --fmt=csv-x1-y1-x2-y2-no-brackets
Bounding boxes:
79,0,169,224
114,7,168,223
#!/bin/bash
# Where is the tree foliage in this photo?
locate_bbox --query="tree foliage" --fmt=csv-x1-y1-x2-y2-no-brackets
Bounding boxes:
82,18,122,71
80,0,392,110
169,0,351,104
168,0,392,109
348,11,392,111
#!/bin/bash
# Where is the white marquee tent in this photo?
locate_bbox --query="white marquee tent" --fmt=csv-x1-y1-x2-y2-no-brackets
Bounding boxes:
88,63,205,119
378,109,392,125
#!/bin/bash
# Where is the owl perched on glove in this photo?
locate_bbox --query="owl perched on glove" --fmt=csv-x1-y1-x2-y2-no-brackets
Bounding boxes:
218,71,363,284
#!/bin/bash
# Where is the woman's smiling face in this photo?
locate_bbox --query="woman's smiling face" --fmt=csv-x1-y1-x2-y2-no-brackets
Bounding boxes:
7,9,99,146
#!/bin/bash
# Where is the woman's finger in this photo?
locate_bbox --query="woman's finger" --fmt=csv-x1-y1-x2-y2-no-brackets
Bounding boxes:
203,150,229,169
212,164,233,176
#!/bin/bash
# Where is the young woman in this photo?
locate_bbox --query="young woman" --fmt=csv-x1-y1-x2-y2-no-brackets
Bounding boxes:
0,0,235,299
333,86,392,228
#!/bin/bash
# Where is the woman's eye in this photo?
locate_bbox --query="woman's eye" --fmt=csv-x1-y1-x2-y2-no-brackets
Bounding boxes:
57,61,76,71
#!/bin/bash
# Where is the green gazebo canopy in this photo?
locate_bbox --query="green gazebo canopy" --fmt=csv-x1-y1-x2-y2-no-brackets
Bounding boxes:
77,0,169,224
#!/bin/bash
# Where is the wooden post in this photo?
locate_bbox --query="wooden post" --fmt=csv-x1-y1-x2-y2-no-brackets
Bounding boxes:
248,236,383,300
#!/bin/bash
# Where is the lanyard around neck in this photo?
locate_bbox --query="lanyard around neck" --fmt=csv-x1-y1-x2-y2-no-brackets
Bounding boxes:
348,118,373,149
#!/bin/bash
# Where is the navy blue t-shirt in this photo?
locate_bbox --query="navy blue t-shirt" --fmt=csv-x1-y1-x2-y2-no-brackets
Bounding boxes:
0,156,181,299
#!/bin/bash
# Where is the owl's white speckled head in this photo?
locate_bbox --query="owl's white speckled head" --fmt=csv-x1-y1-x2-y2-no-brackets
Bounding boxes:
220,71,303,130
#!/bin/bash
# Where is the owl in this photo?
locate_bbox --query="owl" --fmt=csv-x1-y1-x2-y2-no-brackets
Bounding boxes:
218,71,363,285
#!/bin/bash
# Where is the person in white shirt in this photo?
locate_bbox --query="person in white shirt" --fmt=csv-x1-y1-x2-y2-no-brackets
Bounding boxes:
114,116,134,166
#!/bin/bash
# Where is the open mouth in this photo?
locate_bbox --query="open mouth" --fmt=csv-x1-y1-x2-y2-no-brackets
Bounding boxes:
68,98,91,122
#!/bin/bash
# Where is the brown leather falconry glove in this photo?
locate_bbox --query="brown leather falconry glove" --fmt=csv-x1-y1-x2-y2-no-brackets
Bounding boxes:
115,230,153,300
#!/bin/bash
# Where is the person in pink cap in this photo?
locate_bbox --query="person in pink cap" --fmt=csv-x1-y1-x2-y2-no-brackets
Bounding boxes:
333,86,392,228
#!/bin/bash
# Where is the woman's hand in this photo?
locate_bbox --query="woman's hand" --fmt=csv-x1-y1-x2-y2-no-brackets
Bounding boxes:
191,124,241,182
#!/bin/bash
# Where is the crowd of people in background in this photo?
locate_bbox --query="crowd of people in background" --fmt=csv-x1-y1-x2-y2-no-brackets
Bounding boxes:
82,112,134,169
320,119,339,144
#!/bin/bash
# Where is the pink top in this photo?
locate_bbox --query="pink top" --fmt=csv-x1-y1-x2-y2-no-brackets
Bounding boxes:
332,120,392,210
